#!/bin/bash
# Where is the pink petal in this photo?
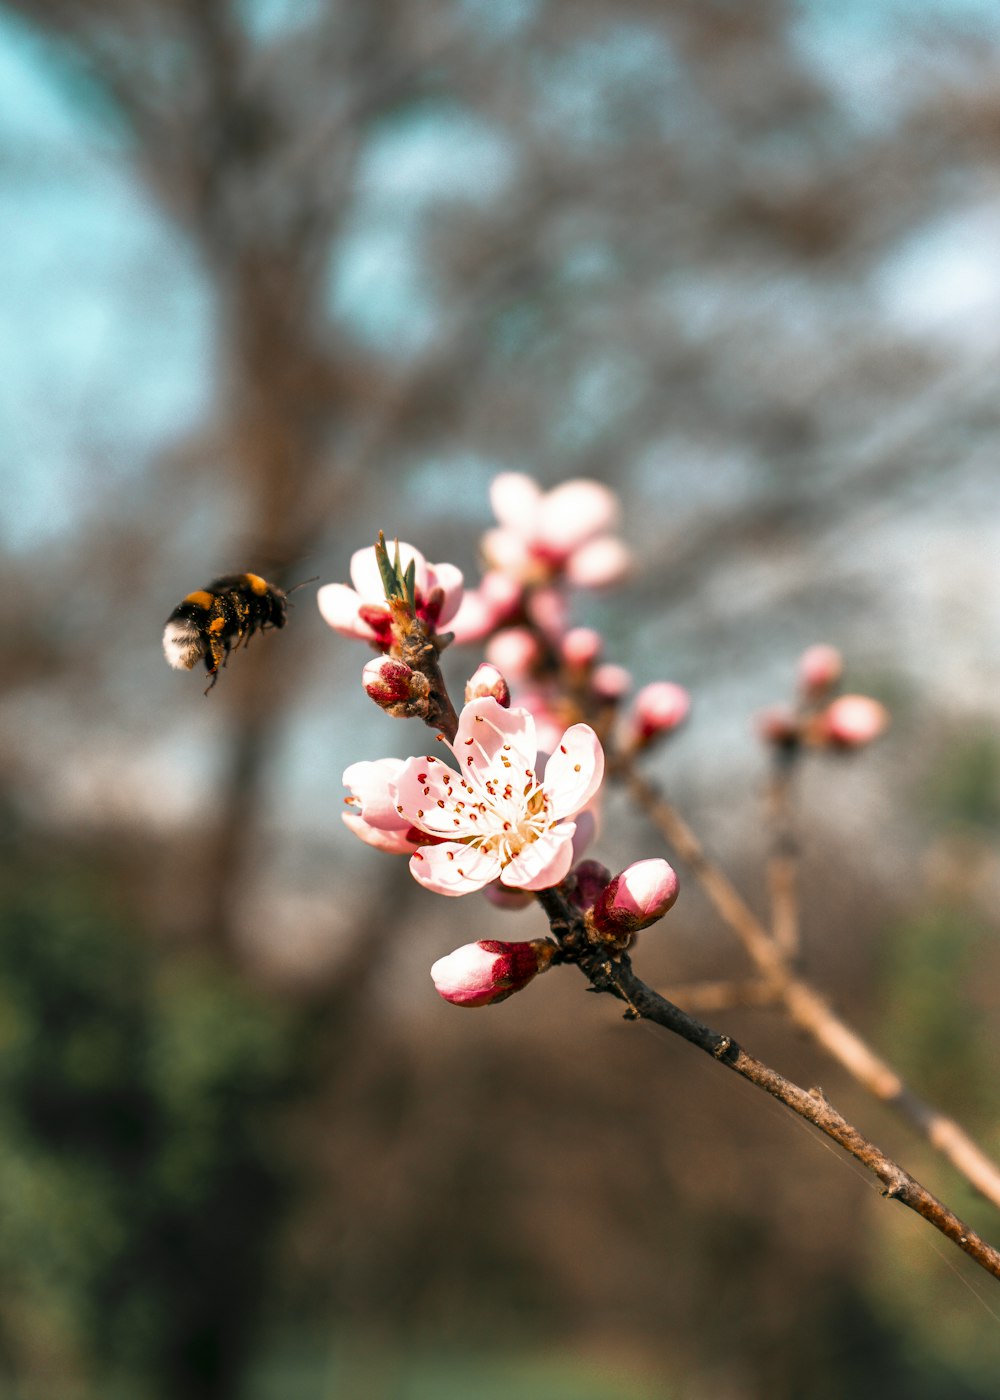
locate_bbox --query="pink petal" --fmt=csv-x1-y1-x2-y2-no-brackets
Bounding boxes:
409,841,502,896
482,526,532,576
452,697,537,777
317,583,377,640
501,825,576,891
342,811,420,854
543,723,605,818
537,480,619,555
427,562,465,626
392,755,477,838
490,472,542,530
343,758,404,830
566,536,633,588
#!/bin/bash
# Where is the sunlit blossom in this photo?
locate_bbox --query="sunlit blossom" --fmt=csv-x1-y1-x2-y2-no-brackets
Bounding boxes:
392,696,605,896
318,542,464,648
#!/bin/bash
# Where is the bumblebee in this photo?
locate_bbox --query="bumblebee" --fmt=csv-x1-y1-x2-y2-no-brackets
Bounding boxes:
163,573,289,692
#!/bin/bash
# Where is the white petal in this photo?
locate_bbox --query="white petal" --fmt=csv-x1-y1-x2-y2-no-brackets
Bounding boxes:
343,758,405,830
543,723,605,818
410,841,502,896
489,472,542,531
317,583,377,640
428,561,465,626
392,755,479,838
501,825,576,891
452,697,537,781
350,541,428,603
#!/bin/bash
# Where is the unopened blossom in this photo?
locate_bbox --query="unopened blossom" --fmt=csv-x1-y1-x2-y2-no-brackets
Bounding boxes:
430,938,555,1007
819,694,889,749
392,696,605,896
465,662,511,708
562,627,603,670
317,542,464,649
797,644,843,699
483,473,628,587
362,656,427,713
591,858,679,940
591,663,632,703
342,759,425,854
564,858,612,911
627,681,691,745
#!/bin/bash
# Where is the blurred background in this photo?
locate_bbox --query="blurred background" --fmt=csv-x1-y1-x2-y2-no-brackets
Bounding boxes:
2,0,1000,1395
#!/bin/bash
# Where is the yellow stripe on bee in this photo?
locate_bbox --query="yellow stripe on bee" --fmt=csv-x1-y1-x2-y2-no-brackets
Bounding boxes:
183,590,215,609
244,573,269,595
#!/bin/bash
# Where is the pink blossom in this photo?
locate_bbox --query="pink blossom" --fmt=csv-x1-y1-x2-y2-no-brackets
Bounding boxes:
317,542,464,649
484,473,625,587
430,939,555,1007
393,696,605,896
485,627,542,680
342,759,426,854
628,681,691,743
591,858,680,938
449,570,522,644
798,644,843,699
820,695,889,748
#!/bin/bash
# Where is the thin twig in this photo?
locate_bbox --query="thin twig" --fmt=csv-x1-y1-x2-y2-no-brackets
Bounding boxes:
535,887,1000,1284
612,755,1000,1213
766,747,801,959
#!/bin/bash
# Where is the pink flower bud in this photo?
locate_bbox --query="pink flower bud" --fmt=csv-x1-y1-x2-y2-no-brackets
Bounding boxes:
485,627,542,679
465,662,511,708
591,663,631,703
430,939,555,1007
564,858,612,911
819,694,889,748
591,859,679,940
562,627,603,670
362,656,426,712
628,681,691,744
797,644,843,699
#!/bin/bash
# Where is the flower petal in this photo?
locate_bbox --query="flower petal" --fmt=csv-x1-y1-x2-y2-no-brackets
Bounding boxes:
490,472,542,530
317,583,377,640
452,697,537,778
501,825,576,891
427,562,465,626
543,723,605,818
410,841,502,896
342,811,420,854
343,758,405,830
392,755,477,838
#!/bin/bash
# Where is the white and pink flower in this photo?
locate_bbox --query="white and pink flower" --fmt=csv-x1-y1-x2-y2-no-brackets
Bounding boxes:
392,696,605,896
318,542,464,649
591,858,679,939
482,473,631,588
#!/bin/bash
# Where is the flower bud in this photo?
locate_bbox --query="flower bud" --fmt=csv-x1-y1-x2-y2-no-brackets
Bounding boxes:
797,644,843,700
465,662,511,708
562,627,603,670
628,681,691,746
564,858,612,911
591,859,679,941
591,663,632,703
430,939,556,1007
362,656,428,714
818,694,889,749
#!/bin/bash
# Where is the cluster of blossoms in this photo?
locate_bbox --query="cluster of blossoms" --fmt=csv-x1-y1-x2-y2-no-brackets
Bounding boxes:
320,475,889,1009
319,475,691,1007
757,643,890,752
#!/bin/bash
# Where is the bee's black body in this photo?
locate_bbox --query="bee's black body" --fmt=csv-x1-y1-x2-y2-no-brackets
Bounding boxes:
163,572,289,691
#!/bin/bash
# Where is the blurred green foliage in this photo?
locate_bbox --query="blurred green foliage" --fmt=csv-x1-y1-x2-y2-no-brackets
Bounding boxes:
0,837,306,1400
